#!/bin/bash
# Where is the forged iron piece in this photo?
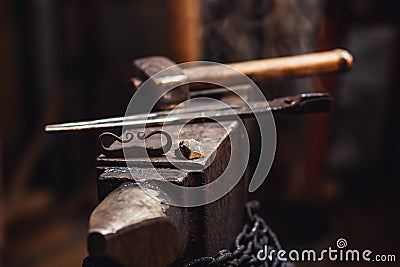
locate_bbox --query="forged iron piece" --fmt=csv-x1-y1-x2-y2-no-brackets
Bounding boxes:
179,139,204,160
99,130,172,157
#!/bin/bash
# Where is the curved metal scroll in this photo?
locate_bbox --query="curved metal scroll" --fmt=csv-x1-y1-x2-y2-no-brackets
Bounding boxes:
99,132,134,151
136,130,172,156
99,130,172,158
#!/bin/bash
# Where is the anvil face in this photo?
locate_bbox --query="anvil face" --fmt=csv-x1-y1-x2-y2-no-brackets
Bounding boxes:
97,121,236,169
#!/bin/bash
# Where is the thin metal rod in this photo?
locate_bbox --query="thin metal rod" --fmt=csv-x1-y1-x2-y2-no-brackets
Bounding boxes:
45,93,331,133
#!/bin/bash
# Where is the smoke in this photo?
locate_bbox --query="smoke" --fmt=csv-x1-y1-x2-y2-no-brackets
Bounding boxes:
262,0,323,57
201,0,323,61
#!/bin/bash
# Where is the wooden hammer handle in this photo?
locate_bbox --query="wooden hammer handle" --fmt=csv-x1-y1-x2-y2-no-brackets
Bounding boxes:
184,48,353,84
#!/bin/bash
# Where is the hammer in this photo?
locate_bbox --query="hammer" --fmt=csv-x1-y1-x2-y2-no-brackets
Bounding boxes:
131,49,353,110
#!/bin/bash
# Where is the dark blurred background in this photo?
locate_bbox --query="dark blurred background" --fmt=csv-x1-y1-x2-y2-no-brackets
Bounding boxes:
0,0,399,266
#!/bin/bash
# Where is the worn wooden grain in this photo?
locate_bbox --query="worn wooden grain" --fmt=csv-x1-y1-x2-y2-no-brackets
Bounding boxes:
185,49,353,86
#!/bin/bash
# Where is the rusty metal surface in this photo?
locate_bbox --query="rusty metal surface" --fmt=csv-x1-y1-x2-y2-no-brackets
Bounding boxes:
88,183,183,267
95,166,189,201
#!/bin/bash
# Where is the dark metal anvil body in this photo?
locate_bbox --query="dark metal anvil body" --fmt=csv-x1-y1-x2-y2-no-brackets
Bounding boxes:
89,120,249,267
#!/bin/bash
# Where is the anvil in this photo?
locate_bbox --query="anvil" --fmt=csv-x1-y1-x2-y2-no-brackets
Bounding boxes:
45,49,353,267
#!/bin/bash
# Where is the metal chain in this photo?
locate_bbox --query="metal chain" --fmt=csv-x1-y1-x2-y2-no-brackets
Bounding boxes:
186,201,291,267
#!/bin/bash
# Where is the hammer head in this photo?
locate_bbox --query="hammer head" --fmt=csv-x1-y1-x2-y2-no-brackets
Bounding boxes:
132,56,189,111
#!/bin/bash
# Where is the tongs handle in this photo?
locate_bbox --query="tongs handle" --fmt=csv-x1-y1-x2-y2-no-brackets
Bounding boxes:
269,93,333,115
